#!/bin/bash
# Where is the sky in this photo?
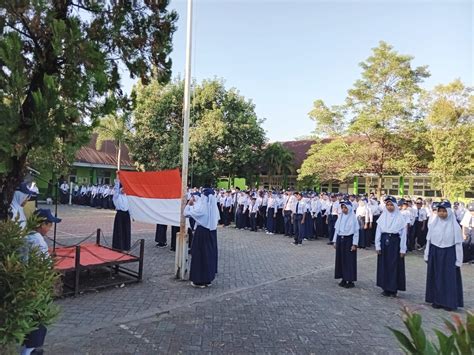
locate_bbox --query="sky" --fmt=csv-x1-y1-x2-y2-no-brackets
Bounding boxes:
123,0,473,142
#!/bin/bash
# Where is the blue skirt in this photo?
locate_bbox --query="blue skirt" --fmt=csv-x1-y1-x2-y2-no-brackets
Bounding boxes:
425,244,463,309
190,225,217,284
155,224,167,244
335,235,357,282
376,233,406,292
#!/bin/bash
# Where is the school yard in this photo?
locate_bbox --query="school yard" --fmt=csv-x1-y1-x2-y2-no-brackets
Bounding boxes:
43,205,473,354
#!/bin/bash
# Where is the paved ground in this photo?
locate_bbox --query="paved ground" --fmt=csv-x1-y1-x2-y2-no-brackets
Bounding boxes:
41,205,473,354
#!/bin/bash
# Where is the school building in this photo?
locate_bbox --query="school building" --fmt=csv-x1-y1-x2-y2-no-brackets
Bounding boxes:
33,134,135,198
258,140,474,199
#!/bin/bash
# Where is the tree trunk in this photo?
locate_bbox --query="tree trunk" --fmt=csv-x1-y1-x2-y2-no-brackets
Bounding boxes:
0,154,27,220
377,175,383,199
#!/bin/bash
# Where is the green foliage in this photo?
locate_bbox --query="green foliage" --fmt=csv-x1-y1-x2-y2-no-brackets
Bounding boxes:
0,0,177,215
303,42,432,195
0,218,59,351
298,138,367,183
261,142,294,188
130,78,266,186
389,307,474,355
422,80,474,199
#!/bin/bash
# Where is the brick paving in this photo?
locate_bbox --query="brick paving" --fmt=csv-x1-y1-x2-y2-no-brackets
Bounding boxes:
41,205,473,354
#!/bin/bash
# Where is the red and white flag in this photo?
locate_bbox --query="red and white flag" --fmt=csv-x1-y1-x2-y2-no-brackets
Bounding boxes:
118,169,181,226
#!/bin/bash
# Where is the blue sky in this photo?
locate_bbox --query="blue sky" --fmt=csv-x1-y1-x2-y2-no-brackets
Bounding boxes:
123,0,473,141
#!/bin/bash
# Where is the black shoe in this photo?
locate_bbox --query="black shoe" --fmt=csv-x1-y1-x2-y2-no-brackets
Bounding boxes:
156,243,168,248
443,307,455,312
327,242,333,245
432,303,442,309
381,291,391,297
170,247,176,252
338,280,347,287
345,282,355,289
389,292,397,298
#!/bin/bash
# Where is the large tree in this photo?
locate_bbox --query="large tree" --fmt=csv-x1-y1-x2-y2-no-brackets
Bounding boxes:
130,78,266,186
0,0,177,217
261,142,294,189
303,42,431,196
423,79,474,199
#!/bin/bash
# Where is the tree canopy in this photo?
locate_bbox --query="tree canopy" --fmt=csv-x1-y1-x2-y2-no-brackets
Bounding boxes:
130,78,267,186
0,0,178,216
301,41,432,196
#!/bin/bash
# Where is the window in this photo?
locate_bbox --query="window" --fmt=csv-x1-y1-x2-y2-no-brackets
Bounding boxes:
97,170,112,185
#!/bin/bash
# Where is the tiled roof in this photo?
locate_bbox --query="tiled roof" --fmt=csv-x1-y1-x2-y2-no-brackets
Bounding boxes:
74,134,134,169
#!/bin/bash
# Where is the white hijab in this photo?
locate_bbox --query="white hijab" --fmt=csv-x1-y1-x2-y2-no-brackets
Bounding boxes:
335,203,358,235
377,203,407,233
426,208,463,248
10,190,29,229
187,193,220,231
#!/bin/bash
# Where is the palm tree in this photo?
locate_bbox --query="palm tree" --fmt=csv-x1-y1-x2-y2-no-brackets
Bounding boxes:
263,143,294,189
95,112,130,170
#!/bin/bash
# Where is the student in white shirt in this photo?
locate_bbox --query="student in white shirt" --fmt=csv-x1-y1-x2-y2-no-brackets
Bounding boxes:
112,174,131,251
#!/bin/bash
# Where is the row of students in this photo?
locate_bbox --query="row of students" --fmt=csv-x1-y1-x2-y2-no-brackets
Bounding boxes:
333,197,465,311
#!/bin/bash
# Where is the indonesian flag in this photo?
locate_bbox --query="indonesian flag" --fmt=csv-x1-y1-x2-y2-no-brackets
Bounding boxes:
118,169,181,226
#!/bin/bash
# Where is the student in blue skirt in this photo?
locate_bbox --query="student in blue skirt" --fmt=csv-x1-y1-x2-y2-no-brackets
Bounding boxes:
375,196,407,297
184,188,220,288
333,200,359,288
424,201,464,311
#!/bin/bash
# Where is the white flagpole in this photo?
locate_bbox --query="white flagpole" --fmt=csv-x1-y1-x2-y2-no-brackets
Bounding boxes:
175,0,193,280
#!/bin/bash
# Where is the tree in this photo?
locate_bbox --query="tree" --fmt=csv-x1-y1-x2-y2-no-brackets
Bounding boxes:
0,0,178,217
422,79,474,199
95,111,132,171
130,79,184,171
130,79,266,186
303,42,431,196
261,143,294,189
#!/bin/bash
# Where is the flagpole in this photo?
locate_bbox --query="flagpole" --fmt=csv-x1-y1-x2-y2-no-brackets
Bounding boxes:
176,0,193,280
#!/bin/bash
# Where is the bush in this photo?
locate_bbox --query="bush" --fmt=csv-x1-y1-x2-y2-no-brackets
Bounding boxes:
389,306,474,354
0,217,59,354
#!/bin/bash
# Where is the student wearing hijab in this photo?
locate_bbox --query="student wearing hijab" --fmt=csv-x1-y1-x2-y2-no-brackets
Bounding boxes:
10,182,35,229
112,173,131,251
184,188,220,288
424,201,464,311
375,196,407,297
333,200,359,288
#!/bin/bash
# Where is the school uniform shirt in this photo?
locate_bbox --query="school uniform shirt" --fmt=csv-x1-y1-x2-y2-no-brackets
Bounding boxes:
25,231,49,257
356,203,373,222
413,207,428,223
284,195,297,212
292,200,307,215
311,199,322,216
60,183,69,193
263,195,268,207
267,197,277,211
400,209,412,226
351,201,359,213
460,212,473,238
375,208,408,254
113,181,129,211
249,203,259,214
222,195,233,208
424,208,463,266
369,201,382,217
320,198,330,212
326,201,341,216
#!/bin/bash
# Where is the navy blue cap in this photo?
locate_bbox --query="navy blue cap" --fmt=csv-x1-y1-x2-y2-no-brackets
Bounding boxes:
384,196,397,204
397,198,405,206
438,200,451,209
431,202,440,209
34,209,61,224
202,188,215,196
17,182,36,196
191,192,201,197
